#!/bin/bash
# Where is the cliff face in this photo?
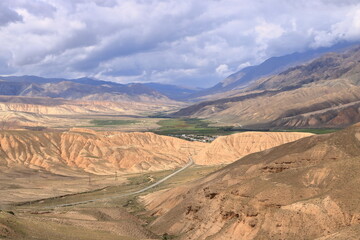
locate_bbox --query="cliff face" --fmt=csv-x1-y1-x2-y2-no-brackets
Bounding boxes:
142,123,360,240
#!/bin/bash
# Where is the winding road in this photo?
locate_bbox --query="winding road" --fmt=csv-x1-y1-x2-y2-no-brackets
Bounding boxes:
47,156,194,209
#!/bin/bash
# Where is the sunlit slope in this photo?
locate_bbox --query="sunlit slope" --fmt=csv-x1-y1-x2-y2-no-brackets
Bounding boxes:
142,123,360,239
0,129,205,175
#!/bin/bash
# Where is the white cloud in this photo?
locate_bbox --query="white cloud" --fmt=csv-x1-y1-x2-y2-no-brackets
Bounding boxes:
0,0,359,87
216,64,232,77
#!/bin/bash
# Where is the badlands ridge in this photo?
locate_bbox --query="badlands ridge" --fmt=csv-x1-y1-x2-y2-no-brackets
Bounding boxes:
0,129,312,175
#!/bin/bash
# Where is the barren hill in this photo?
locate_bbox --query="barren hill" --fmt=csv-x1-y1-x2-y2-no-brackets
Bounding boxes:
142,123,360,239
0,129,313,175
0,95,179,115
193,132,313,165
0,129,205,175
0,95,182,129
173,46,360,128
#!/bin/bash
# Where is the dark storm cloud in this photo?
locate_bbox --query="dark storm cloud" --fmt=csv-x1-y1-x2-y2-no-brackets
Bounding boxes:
0,0,360,87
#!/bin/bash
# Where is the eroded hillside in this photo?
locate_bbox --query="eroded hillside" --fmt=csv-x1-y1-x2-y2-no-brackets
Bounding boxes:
0,129,205,175
0,129,313,175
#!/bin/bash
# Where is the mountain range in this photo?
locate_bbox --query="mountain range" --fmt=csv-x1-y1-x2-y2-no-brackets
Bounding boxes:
0,75,199,103
1,42,360,130
173,44,360,129
190,42,356,100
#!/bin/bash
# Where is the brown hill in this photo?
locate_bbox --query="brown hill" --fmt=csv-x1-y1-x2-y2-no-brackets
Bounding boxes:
142,123,360,239
193,132,313,165
173,46,360,129
0,129,205,175
0,95,180,116
0,129,312,175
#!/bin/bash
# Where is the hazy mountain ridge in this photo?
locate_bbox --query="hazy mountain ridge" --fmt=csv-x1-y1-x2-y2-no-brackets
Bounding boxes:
191,42,357,99
173,45,360,128
0,76,194,102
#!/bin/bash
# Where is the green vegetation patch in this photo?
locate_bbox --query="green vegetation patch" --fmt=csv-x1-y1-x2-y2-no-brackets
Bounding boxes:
279,128,341,134
89,119,138,126
155,118,223,135
155,118,342,136
157,118,209,129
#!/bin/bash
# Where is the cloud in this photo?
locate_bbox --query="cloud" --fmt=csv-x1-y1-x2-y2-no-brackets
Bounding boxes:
216,64,232,77
0,2,23,26
0,0,359,87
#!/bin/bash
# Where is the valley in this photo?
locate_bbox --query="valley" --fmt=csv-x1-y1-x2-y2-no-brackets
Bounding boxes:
0,21,359,240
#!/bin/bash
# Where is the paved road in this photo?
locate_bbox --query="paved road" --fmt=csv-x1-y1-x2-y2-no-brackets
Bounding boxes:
46,156,194,209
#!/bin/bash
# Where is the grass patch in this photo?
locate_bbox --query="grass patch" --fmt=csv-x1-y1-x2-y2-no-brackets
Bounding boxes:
154,118,342,136
154,118,235,135
279,128,340,134
89,119,138,126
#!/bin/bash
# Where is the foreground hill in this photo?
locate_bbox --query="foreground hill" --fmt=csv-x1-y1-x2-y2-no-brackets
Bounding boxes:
173,45,360,128
142,123,360,239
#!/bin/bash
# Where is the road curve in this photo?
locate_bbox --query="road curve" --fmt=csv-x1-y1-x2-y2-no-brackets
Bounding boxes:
47,157,194,209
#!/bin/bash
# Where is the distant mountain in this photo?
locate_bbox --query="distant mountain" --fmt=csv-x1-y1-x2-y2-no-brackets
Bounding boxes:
173,44,360,129
0,76,177,103
191,41,358,99
144,82,201,101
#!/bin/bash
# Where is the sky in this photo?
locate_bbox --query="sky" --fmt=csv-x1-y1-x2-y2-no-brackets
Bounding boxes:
0,0,360,87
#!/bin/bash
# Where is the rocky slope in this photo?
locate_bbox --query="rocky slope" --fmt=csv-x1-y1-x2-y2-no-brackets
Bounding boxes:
193,132,313,165
173,45,360,128
142,123,360,239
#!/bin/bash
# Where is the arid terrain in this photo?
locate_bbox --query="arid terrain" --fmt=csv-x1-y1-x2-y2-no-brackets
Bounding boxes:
0,46,359,240
141,123,360,239
1,2,360,240
0,128,314,239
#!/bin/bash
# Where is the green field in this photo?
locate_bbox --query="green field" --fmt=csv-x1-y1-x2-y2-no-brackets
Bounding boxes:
153,118,341,136
89,119,138,126
154,118,236,135
278,128,340,134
